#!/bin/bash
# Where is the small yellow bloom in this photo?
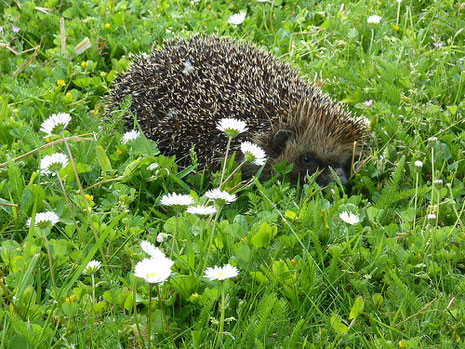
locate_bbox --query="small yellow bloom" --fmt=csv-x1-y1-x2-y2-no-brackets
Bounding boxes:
116,148,123,154
57,80,66,87
65,295,76,303
81,61,87,68
402,96,410,102
66,92,72,98
398,340,407,348
85,194,94,201
393,25,400,32
45,137,51,143
104,23,111,29
100,71,107,77
13,108,19,113
241,236,248,242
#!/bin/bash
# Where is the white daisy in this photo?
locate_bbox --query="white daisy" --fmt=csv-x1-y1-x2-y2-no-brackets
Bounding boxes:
228,12,246,25
216,118,248,138
140,240,165,258
83,260,102,275
204,264,239,281
427,213,437,221
160,193,195,207
433,179,443,187
40,153,69,176
122,130,141,144
26,211,60,229
134,254,174,284
367,15,382,24
187,205,217,216
240,141,267,166
157,232,168,243
339,211,360,225
40,113,72,138
414,160,423,168
204,188,236,204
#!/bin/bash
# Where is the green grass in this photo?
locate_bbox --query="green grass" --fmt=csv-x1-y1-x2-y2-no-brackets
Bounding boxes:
1,0,465,348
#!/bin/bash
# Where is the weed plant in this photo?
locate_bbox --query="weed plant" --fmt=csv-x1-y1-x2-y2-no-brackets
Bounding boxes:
1,0,464,348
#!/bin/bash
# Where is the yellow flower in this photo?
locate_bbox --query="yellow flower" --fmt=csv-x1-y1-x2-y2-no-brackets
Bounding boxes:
45,137,51,143
65,92,72,98
393,25,400,32
104,23,111,29
13,108,19,113
116,148,123,154
57,80,66,87
65,295,76,303
81,61,87,68
398,340,407,348
85,194,94,201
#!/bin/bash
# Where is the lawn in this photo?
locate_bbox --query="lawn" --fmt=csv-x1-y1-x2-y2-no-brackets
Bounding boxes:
1,0,465,348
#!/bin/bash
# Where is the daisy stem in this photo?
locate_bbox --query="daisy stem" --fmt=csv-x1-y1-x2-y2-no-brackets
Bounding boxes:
156,283,176,349
169,211,179,260
43,230,58,298
56,174,85,243
215,282,226,349
220,136,233,187
148,285,153,349
133,278,144,349
220,160,246,188
368,28,375,57
62,135,108,267
91,274,96,304
201,209,221,275
413,172,419,232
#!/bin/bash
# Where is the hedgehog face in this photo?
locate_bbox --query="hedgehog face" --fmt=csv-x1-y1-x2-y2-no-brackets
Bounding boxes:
270,129,354,186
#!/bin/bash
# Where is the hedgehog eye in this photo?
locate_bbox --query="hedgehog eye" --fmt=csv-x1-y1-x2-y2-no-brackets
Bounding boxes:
302,155,318,168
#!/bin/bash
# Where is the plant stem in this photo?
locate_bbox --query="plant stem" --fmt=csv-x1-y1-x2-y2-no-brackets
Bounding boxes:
215,282,226,349
56,174,85,242
148,285,152,349
156,284,176,348
413,172,419,232
62,135,108,267
133,278,144,349
220,160,246,188
170,211,179,259
201,209,220,275
220,136,232,187
368,28,375,57
43,230,58,298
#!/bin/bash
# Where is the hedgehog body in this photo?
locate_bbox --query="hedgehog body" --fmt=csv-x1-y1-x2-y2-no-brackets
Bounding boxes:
110,36,365,185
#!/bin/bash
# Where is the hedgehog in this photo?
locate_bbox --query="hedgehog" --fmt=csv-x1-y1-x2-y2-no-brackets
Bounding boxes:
109,35,366,185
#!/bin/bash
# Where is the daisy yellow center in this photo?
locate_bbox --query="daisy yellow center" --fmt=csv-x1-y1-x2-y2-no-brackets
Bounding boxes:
217,272,225,277
147,272,157,278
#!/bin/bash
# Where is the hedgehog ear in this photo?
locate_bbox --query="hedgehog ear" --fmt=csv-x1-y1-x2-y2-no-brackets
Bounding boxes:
272,129,294,154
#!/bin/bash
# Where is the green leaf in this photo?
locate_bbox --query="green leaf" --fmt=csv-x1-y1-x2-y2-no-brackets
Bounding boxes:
96,145,112,172
171,275,200,299
250,222,276,248
8,160,23,202
250,271,269,284
349,296,365,320
330,315,348,334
